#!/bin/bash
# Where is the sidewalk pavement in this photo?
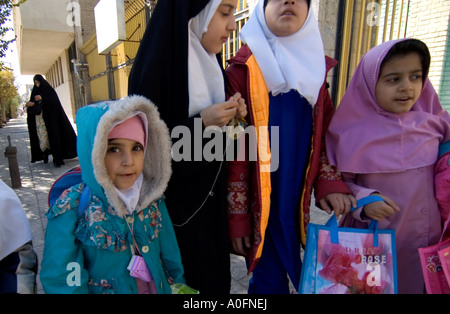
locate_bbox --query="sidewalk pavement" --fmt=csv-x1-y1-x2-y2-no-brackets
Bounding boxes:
0,115,331,294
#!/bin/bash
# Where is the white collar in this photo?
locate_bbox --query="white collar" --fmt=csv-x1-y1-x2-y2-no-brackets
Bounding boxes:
0,179,33,261
240,0,326,105
188,0,225,117
115,173,144,215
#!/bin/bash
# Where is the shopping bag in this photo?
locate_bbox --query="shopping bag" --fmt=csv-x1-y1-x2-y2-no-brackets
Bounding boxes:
418,238,450,294
438,246,450,288
299,195,398,294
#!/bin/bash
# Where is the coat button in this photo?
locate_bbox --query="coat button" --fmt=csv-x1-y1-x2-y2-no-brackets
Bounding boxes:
142,246,149,253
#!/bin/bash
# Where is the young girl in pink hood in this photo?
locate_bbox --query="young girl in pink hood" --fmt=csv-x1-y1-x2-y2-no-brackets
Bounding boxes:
326,38,450,294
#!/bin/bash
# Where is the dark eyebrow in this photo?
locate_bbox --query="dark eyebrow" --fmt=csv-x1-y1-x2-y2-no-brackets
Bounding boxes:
381,69,423,78
107,139,142,148
220,3,236,11
107,139,123,145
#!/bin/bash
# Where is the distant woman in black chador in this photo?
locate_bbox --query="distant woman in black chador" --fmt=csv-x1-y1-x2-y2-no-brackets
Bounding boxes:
26,75,77,167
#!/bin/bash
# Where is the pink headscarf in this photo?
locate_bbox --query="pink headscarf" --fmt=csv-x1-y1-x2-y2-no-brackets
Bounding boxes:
326,38,450,174
108,114,147,149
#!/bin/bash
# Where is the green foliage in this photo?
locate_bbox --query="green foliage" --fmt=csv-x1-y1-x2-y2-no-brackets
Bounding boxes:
6,94,20,118
0,69,18,123
0,0,27,70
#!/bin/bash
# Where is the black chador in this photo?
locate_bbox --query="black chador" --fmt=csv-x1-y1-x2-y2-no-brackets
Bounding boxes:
129,0,231,294
31,75,77,166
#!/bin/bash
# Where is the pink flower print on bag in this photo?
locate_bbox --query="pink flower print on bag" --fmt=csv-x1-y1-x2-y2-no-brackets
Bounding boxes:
300,195,398,294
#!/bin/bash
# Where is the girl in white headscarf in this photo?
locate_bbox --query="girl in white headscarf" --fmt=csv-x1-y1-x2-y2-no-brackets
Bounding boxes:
129,0,245,294
226,0,355,293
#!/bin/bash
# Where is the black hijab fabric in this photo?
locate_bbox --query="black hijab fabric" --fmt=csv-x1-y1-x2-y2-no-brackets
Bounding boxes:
128,0,231,294
27,84,45,162
32,75,77,165
128,0,210,130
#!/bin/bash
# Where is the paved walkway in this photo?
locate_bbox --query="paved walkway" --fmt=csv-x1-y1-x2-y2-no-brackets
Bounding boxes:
0,115,331,294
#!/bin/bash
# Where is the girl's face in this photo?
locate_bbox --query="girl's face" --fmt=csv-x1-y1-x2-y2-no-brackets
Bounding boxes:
265,0,309,37
375,52,424,114
104,138,144,190
201,0,238,54
34,80,40,87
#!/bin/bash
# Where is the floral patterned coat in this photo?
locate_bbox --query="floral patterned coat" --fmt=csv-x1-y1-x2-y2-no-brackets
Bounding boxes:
40,96,184,294
41,184,184,294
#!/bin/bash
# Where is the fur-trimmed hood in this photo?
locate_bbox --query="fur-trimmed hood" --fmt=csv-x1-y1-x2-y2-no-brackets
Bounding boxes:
75,95,172,217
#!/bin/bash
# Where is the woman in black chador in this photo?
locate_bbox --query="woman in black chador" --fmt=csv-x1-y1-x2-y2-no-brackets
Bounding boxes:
27,75,77,167
128,0,244,294
25,87,46,164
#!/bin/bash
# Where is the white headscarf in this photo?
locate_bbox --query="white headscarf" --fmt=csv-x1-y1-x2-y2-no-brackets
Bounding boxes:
188,0,226,117
0,179,33,261
240,0,326,105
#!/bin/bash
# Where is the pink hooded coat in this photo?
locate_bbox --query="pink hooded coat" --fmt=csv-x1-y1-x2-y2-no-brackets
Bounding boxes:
326,39,450,294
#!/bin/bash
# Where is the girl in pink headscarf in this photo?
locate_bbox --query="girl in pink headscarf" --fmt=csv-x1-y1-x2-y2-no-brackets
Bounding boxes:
326,38,450,294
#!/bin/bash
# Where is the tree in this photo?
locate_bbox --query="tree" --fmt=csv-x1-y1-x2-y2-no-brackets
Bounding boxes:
0,0,27,70
0,69,18,125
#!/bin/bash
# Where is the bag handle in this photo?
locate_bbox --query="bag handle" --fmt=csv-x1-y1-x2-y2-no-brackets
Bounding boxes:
438,141,450,159
325,195,385,247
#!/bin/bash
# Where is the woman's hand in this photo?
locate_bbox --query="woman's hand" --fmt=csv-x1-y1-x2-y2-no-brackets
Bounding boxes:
26,101,35,107
34,95,42,101
319,193,357,218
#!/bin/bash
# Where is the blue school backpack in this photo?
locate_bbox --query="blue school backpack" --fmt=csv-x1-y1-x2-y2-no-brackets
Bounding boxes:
48,166,91,217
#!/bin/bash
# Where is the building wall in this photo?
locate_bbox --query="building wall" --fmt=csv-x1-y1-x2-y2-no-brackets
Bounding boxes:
78,0,100,44
113,43,131,100
81,36,108,102
405,0,450,100
312,0,450,108
53,50,76,122
81,0,148,103
315,0,340,92
440,19,450,111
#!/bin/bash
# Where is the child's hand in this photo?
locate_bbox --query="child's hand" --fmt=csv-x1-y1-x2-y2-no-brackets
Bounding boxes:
319,193,357,217
362,193,400,221
231,236,251,256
